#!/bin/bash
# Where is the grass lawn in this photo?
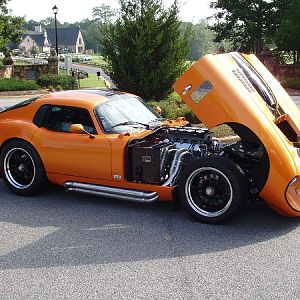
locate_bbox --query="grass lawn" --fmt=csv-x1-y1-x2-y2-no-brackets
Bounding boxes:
79,73,106,89
91,54,107,65
13,59,33,65
59,69,106,89
79,54,108,67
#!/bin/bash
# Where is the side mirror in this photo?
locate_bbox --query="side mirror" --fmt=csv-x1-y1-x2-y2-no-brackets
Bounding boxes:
70,123,95,139
70,124,84,134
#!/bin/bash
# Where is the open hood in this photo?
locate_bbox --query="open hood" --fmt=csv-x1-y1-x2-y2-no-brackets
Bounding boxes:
173,52,300,145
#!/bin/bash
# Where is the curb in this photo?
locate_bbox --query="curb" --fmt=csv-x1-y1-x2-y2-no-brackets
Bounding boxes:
0,89,49,98
0,94,47,99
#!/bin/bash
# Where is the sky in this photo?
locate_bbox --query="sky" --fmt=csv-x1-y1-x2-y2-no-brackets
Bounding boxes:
7,0,214,23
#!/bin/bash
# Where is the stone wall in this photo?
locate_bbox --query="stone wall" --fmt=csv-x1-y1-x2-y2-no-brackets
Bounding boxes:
0,65,13,78
13,62,58,80
0,51,58,80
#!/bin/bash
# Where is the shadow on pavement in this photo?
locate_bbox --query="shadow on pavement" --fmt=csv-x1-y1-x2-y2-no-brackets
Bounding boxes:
0,181,299,270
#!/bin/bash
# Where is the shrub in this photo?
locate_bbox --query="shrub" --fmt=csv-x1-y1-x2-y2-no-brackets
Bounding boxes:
37,74,75,90
48,85,54,92
0,78,40,91
149,93,198,123
149,94,236,137
211,124,235,138
281,77,300,89
102,0,190,101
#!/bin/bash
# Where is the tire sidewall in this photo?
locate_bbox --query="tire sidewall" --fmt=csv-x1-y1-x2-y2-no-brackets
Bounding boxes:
0,140,47,196
178,156,247,223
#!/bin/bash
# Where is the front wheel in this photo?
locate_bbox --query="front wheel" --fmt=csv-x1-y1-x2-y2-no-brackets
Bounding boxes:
0,140,48,196
178,156,247,224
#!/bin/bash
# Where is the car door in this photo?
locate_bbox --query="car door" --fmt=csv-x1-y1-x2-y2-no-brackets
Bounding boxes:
31,105,112,180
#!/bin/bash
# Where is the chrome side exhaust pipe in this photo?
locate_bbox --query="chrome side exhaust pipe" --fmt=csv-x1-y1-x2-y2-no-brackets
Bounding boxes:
64,181,158,203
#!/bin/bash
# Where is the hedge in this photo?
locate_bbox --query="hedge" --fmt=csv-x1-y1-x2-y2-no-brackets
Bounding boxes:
37,74,75,90
0,78,40,91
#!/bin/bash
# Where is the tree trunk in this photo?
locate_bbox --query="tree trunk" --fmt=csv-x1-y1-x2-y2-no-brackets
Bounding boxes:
256,38,263,56
293,50,296,65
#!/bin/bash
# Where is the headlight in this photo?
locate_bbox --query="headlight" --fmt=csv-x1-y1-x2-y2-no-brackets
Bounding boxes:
286,176,300,212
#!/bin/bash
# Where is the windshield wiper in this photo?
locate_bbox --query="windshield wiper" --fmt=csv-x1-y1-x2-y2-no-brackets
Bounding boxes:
110,121,149,130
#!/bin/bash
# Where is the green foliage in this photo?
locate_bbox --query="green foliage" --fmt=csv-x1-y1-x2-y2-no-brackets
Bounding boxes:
149,93,198,123
276,0,300,64
0,0,25,52
101,0,190,101
92,4,118,25
182,20,216,60
80,73,106,88
0,78,40,91
211,125,235,138
149,94,236,137
281,77,300,89
210,0,289,54
37,74,75,90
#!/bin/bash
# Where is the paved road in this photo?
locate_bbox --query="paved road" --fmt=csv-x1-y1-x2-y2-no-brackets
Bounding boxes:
292,95,300,107
59,62,115,88
0,182,300,299
0,93,300,299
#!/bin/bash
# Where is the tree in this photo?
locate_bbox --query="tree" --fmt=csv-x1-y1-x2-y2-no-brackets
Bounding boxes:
276,0,300,64
23,19,40,30
0,0,25,51
92,4,118,25
91,5,118,53
77,19,102,52
182,20,217,61
101,0,190,101
210,0,289,55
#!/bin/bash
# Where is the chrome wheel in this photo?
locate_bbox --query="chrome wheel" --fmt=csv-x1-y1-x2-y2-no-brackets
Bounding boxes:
4,148,36,189
185,167,233,218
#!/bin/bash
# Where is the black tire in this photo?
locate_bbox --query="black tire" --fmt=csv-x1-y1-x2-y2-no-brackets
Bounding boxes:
178,156,247,224
0,140,48,196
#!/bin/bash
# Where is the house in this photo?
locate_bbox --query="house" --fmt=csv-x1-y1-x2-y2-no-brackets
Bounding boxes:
17,25,85,54
19,25,51,53
46,27,85,54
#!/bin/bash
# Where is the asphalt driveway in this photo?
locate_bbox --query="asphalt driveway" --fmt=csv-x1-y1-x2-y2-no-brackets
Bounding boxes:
0,182,300,299
0,91,300,299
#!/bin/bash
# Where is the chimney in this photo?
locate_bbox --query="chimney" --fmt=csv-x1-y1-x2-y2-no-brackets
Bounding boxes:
34,24,42,33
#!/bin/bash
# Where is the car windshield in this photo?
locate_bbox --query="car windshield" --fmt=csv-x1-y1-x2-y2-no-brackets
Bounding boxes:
95,94,160,133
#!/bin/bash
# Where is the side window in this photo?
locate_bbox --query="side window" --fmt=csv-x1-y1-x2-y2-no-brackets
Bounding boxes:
33,104,50,127
45,106,96,134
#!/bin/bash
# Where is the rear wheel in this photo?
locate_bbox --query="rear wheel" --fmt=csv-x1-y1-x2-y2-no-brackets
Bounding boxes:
0,140,48,195
178,156,247,223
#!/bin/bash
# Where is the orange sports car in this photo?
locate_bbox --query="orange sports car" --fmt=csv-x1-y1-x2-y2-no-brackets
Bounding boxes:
0,52,300,223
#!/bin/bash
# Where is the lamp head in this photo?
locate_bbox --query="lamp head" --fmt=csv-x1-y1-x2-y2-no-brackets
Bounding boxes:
52,5,58,15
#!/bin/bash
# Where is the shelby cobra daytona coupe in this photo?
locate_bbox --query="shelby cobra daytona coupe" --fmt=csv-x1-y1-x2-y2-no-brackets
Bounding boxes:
0,52,300,223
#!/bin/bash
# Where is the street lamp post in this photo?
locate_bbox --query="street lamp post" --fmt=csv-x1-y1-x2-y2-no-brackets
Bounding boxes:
52,5,58,56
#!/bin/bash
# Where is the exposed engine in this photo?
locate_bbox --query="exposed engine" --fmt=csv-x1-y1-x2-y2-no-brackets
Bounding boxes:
126,126,224,186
